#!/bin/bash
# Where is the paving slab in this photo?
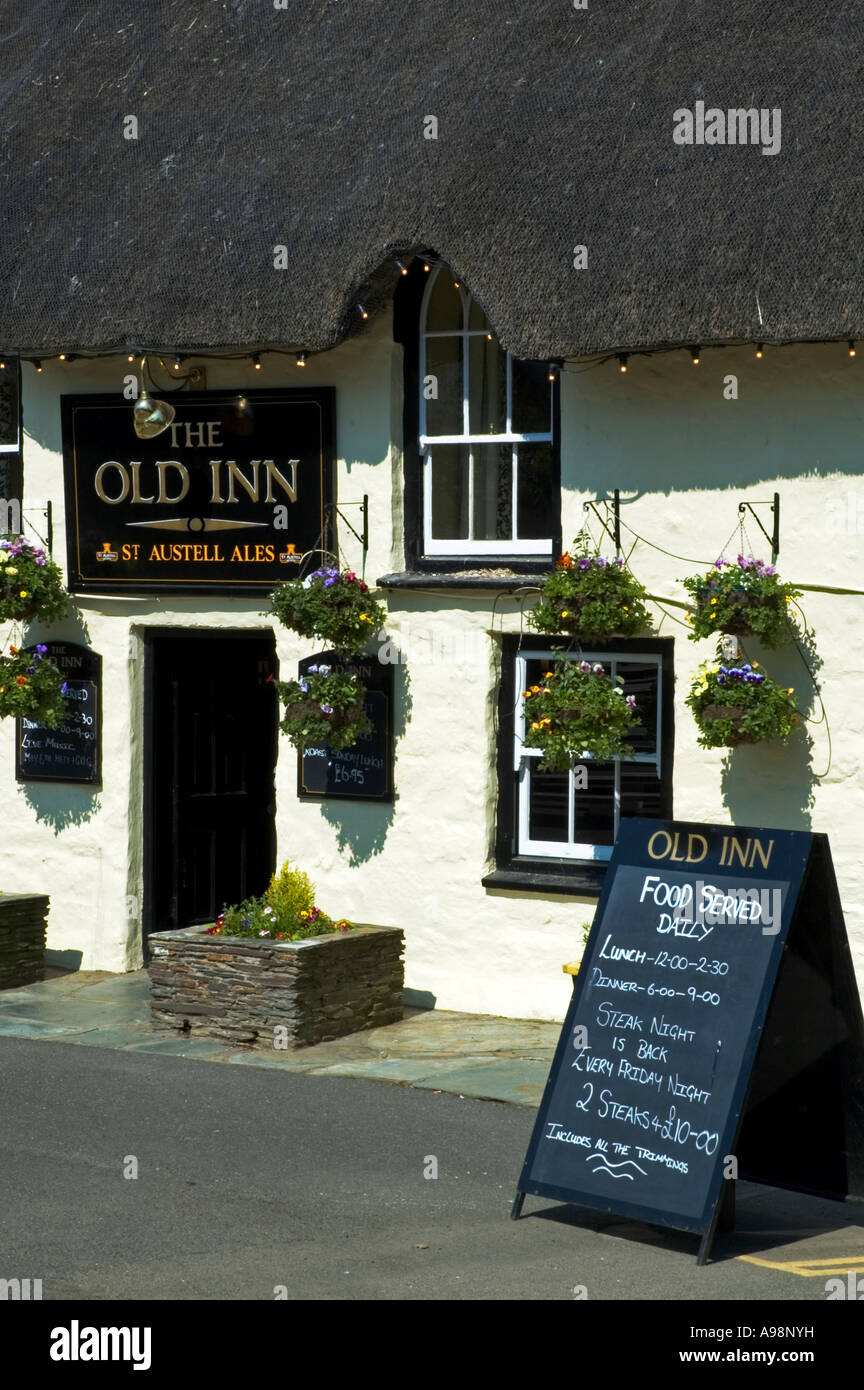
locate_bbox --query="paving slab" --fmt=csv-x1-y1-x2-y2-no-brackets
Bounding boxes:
413,1058,550,1105
0,967,561,1106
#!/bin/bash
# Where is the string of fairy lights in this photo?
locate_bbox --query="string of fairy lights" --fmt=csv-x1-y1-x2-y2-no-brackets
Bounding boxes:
0,253,860,378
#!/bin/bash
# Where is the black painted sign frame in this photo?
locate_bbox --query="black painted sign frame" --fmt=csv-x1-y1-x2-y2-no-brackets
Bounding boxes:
15,641,102,785
296,652,394,802
512,818,864,1264
61,388,334,594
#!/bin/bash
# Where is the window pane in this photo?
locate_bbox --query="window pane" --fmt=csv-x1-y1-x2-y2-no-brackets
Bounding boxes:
516,442,555,540
573,761,615,846
468,335,506,434
0,366,18,447
617,662,658,757
425,336,463,436
468,296,491,331
511,357,552,435
426,271,462,331
620,762,663,820
430,445,469,539
529,769,569,842
472,444,512,541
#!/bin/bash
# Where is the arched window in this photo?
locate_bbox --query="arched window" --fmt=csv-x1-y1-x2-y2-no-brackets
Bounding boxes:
419,267,556,557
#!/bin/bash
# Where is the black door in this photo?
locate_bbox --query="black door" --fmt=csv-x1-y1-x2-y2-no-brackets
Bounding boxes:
147,631,278,935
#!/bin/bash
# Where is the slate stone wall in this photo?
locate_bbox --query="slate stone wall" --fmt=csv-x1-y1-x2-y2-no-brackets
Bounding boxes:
147,924,404,1047
0,893,48,987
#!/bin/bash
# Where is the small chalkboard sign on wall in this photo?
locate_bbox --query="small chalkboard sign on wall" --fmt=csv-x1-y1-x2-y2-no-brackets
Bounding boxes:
513,818,864,1263
297,653,393,802
15,642,102,785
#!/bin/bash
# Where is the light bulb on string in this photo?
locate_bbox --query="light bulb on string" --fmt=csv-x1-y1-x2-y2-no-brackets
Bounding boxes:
690,346,701,365
357,304,368,319
755,344,763,359
296,351,307,368
34,360,42,373
850,340,857,358
618,354,629,373
253,354,262,370
395,260,408,276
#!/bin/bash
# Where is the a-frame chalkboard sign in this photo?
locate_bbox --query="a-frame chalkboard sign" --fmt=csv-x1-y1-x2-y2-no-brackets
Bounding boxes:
513,819,864,1264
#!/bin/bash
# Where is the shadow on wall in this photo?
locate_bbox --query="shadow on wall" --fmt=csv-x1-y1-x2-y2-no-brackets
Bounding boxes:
18,782,101,830
719,621,821,831
319,660,411,866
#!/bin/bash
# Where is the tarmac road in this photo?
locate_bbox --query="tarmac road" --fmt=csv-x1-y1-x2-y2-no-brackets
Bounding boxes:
0,1035,860,1302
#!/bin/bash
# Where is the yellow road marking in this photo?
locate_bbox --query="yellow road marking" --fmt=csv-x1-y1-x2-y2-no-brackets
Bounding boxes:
738,1254,864,1277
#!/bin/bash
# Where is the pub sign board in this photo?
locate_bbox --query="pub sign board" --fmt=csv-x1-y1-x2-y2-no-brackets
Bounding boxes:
513,818,864,1262
15,642,102,785
61,389,333,593
297,652,394,802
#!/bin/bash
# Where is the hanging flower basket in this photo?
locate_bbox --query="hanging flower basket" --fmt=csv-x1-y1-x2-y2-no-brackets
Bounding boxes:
268,567,387,657
277,663,372,751
0,535,68,625
0,644,68,726
527,536,651,642
686,661,798,748
682,555,799,647
522,659,639,770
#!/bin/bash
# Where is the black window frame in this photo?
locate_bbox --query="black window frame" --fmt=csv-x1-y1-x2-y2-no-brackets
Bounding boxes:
484,634,675,897
393,258,561,575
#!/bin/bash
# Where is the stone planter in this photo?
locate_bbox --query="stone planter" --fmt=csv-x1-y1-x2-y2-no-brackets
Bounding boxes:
0,893,49,988
147,923,405,1048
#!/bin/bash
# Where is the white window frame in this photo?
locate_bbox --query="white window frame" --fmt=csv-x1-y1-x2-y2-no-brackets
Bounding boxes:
419,266,554,557
514,649,663,861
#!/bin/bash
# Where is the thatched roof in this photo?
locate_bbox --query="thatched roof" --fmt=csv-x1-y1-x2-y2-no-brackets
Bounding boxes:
0,0,859,359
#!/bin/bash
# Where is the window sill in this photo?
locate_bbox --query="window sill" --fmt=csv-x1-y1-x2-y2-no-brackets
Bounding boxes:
378,569,549,592
482,863,606,898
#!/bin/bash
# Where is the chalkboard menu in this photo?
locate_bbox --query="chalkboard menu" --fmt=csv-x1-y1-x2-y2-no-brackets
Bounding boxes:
15,642,101,785
514,818,864,1262
297,654,393,801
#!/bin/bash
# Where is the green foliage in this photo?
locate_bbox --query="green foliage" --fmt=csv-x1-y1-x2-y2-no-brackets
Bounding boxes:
208,859,354,941
685,660,799,748
680,555,800,647
0,643,67,725
277,665,372,751
266,860,316,920
523,659,639,769
268,566,387,656
0,534,68,624
527,535,651,642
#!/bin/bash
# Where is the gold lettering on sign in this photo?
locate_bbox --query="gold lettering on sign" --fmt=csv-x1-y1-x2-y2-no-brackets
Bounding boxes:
225,460,260,503
648,831,673,860
155,461,189,504
94,462,130,504
129,461,155,504
209,460,224,504
264,459,299,503
719,835,774,869
648,830,710,864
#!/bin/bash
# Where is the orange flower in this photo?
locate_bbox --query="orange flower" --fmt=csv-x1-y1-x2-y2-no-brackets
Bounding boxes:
15,675,27,686
9,644,18,655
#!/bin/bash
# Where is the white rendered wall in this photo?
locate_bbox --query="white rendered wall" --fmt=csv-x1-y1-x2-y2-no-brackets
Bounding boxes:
1,327,862,1017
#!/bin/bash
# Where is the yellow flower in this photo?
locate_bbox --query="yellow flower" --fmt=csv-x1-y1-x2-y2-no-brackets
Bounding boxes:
530,685,540,693
622,606,629,613
785,596,791,603
561,610,570,618
544,671,553,679
530,721,540,731
522,690,532,698
19,590,27,598
359,613,371,622
686,616,692,624
753,661,759,668
709,598,717,605
787,687,794,695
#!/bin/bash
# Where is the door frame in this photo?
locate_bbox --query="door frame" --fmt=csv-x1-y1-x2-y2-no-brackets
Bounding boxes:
141,626,278,961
